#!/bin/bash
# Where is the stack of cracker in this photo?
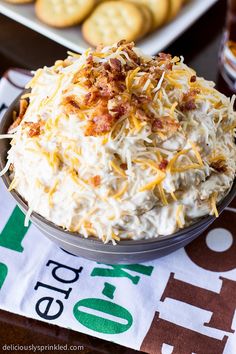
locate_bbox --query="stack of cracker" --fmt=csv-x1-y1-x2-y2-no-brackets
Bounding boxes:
4,0,187,46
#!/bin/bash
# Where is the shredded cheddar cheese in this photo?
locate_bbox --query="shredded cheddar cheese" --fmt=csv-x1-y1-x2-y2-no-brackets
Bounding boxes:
21,93,31,100
126,67,140,91
131,114,142,130
210,192,219,217
139,171,165,192
110,160,127,178
25,69,42,89
134,159,160,172
170,101,178,117
189,141,204,166
176,205,184,228
170,191,177,202
67,51,81,58
111,231,120,241
208,154,226,163
111,182,128,200
44,75,64,105
166,75,183,88
167,149,191,172
158,184,168,205
48,179,59,207
8,177,18,191
172,163,202,173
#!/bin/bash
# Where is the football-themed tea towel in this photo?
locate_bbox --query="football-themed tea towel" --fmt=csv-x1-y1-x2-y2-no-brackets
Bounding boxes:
0,69,235,354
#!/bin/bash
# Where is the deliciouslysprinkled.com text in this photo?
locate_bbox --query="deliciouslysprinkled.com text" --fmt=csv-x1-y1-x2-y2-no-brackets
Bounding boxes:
1,344,84,352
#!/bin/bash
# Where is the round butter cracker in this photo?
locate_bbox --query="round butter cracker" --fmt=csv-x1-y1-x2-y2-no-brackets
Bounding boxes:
82,1,144,46
35,0,95,28
126,0,169,29
136,4,153,38
4,0,33,3
167,0,183,21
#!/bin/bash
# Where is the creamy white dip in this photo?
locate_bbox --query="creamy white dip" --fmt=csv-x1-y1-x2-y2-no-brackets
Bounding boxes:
1,42,236,243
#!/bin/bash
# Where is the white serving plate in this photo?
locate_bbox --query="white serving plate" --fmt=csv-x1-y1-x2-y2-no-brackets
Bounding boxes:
0,0,218,55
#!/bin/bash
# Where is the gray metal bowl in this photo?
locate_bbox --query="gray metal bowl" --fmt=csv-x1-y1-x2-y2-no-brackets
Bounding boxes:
1,94,236,263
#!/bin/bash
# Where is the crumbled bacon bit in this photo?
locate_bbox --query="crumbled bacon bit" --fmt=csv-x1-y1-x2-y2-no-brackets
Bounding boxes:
165,62,173,70
184,89,200,98
96,77,119,99
120,163,127,170
94,113,114,131
83,90,100,105
152,119,163,131
152,116,179,134
103,62,110,71
89,114,114,135
19,99,28,119
86,54,94,66
72,55,94,86
84,92,92,105
28,125,41,137
102,59,125,82
70,99,80,109
23,120,44,137
157,53,173,70
8,99,29,132
110,58,122,73
210,160,227,173
110,105,126,118
85,102,115,136
179,89,200,111
158,53,172,60
181,100,196,111
136,109,150,121
138,74,150,88
159,159,168,171
164,116,180,131
148,65,164,78
190,75,196,83
89,175,101,187
131,94,151,105
116,39,127,47
62,95,81,114
84,80,93,88
122,43,141,68
8,117,22,132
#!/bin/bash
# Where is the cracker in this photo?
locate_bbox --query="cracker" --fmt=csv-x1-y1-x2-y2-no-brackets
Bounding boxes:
167,0,183,21
126,0,168,29
4,0,33,3
95,0,118,2
136,4,153,38
35,0,95,28
82,1,144,47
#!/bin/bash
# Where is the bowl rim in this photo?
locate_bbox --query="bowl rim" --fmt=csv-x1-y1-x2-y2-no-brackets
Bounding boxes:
1,92,236,248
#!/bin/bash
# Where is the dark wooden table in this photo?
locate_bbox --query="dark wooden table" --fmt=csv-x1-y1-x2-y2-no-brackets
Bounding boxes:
0,1,232,353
